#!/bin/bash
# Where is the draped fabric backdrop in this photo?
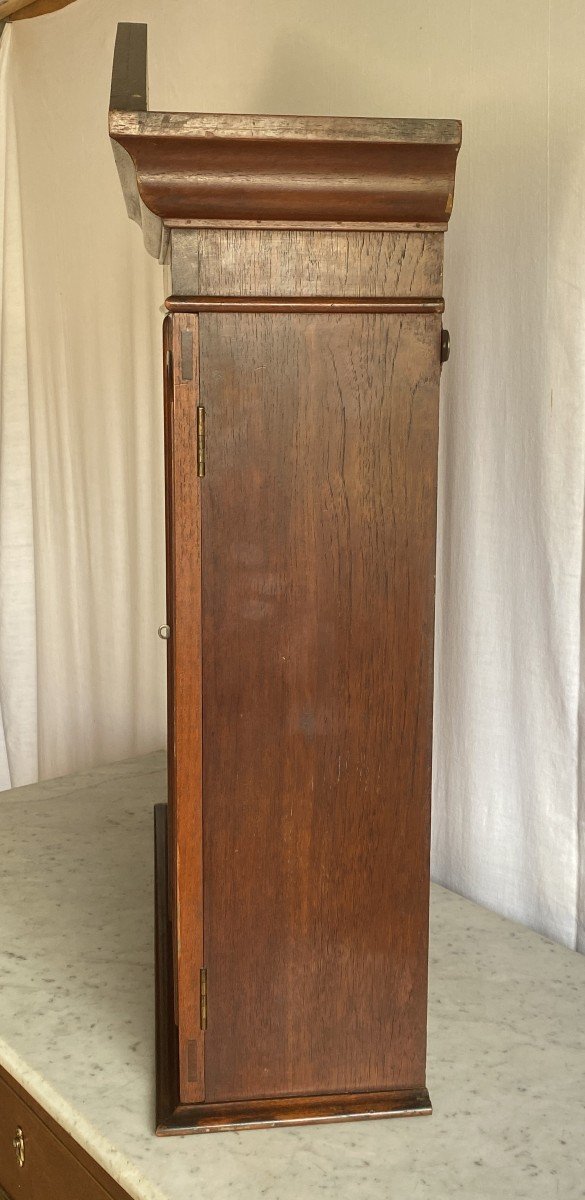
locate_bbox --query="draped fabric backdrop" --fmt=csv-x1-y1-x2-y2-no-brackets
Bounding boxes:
0,0,584,953
0,24,37,790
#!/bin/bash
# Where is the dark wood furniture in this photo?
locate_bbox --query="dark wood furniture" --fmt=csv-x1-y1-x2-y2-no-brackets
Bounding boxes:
109,22,461,1135
0,1064,133,1200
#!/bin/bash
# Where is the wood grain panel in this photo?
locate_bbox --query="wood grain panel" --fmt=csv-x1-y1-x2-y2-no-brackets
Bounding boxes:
167,314,204,1104
155,805,431,1133
200,311,440,1102
169,229,443,298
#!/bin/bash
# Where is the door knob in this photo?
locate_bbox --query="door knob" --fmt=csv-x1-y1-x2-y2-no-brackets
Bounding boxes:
158,625,171,640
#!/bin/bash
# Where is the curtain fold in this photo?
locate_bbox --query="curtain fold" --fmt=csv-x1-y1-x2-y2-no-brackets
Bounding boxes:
0,23,37,790
432,0,585,953
5,2,167,783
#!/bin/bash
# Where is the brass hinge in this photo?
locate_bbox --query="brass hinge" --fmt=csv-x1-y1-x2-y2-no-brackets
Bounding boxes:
197,405,206,477
200,967,207,1030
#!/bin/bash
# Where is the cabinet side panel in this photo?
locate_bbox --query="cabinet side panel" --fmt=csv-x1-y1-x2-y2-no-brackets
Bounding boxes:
169,313,205,1103
201,311,440,1102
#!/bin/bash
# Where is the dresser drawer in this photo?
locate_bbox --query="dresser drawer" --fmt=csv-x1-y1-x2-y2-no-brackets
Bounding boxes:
0,1069,127,1200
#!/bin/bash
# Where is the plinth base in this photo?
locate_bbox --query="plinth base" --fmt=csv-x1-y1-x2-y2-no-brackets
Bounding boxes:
154,804,432,1135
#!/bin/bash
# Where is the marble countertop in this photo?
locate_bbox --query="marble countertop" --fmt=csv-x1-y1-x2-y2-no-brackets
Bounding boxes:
1,751,584,1199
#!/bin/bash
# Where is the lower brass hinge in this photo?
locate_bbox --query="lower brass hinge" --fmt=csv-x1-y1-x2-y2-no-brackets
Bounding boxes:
200,967,207,1030
197,405,206,477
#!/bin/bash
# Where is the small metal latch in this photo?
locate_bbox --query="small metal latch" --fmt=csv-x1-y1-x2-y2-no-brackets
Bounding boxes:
197,406,206,478
158,625,171,640
200,967,208,1030
13,1127,25,1168
440,328,451,364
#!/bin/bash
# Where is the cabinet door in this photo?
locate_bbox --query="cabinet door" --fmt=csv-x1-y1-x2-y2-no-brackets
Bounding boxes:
199,311,440,1102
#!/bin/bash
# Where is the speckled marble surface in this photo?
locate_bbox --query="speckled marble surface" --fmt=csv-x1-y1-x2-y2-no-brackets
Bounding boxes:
1,752,584,1200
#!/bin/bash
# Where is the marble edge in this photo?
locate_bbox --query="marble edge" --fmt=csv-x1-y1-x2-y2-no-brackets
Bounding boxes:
0,1040,167,1200
2,751,167,805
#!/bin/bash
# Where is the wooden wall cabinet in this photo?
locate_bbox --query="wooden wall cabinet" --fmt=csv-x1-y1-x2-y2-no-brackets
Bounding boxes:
109,23,461,1135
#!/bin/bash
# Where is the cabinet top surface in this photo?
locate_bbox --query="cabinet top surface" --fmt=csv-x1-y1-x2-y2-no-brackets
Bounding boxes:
109,108,462,146
1,752,584,1200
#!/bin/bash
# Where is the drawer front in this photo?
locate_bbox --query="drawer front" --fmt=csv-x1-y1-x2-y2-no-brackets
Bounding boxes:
0,1072,113,1200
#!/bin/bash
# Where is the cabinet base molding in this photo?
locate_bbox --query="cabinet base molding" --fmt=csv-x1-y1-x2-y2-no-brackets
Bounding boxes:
154,805,432,1136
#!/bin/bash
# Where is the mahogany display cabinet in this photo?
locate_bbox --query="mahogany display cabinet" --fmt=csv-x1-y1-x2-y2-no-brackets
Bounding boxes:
109,22,461,1135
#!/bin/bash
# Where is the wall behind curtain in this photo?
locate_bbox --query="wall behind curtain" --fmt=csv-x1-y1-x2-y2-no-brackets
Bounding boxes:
2,0,584,951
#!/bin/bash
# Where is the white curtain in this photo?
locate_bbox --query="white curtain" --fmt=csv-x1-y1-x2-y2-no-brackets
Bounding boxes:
0,23,37,790
2,2,166,783
1,0,584,952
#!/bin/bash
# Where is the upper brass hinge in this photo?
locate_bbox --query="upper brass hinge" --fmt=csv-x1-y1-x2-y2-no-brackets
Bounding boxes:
197,405,206,477
200,966,207,1030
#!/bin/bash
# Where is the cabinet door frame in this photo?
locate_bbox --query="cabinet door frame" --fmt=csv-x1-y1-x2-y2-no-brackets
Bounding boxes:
164,312,205,1103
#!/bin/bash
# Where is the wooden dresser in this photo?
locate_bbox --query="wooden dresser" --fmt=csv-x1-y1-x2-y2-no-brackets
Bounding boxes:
0,1065,131,1200
109,22,461,1135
